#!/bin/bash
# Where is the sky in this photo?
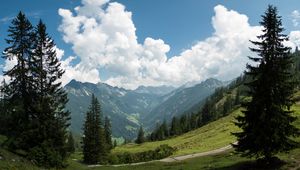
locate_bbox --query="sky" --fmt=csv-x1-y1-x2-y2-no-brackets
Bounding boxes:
1,0,300,89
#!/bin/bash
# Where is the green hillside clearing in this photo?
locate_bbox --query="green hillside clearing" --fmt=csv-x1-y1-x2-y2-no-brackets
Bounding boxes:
113,109,242,156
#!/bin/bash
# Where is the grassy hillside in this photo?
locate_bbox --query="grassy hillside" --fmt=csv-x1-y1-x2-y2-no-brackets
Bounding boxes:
114,103,300,157
113,109,241,156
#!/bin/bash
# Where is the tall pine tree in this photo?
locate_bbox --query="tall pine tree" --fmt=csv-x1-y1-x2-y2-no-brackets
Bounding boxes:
2,11,35,149
104,116,113,150
233,5,299,162
135,126,145,144
2,13,70,167
82,94,106,164
28,20,70,167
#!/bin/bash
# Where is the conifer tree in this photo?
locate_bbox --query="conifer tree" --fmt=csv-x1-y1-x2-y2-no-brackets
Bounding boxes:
67,132,75,154
2,11,35,149
135,126,145,144
234,5,299,162
82,94,106,164
27,20,70,167
2,13,70,167
162,119,169,138
170,117,181,136
104,116,113,150
113,140,117,148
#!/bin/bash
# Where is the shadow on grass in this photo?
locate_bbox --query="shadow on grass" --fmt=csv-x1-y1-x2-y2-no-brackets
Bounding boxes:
215,158,287,170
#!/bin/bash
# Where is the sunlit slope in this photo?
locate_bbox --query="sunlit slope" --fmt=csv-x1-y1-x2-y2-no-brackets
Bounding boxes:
113,109,241,156
113,102,300,157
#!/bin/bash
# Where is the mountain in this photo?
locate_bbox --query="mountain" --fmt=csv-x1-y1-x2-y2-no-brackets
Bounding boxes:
65,78,224,139
141,78,224,129
65,80,162,139
134,85,175,96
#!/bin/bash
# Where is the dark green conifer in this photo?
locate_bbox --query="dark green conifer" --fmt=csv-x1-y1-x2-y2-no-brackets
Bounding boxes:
135,126,145,144
233,5,299,162
104,116,113,150
2,11,35,149
67,132,75,154
82,94,106,164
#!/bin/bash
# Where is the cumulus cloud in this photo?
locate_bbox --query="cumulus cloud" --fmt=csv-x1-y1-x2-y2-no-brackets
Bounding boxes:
289,31,300,48
58,2,265,89
291,10,300,27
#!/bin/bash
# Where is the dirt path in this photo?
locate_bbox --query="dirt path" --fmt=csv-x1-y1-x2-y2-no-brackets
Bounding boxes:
87,143,236,168
159,143,235,163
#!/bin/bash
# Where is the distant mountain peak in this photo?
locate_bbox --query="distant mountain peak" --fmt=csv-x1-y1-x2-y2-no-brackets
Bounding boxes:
134,85,175,96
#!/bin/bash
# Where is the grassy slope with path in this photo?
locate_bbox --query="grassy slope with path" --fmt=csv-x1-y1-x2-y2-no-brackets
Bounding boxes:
113,109,241,156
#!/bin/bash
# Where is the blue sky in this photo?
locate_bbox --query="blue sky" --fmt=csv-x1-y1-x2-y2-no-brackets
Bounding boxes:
1,0,300,89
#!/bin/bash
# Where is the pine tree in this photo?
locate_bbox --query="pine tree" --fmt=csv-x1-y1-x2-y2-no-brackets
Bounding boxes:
234,88,240,105
67,132,75,154
104,116,113,150
0,80,9,135
2,13,70,167
113,140,117,148
27,20,70,167
82,94,106,164
2,11,35,149
135,126,145,144
162,119,169,138
170,117,181,136
233,5,299,162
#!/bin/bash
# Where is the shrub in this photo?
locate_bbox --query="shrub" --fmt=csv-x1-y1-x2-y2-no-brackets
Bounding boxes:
28,142,66,168
109,144,175,164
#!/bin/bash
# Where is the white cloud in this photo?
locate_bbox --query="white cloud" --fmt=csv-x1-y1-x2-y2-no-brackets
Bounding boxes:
58,2,265,89
60,56,100,86
289,31,300,49
291,10,300,27
3,57,18,71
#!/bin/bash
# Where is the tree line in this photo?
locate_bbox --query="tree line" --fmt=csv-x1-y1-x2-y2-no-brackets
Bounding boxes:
146,77,245,142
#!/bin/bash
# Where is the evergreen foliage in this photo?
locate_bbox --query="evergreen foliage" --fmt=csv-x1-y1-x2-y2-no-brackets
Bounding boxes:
104,116,113,150
66,132,75,154
233,5,300,162
82,94,106,164
113,140,117,148
1,12,70,168
2,11,35,150
135,126,145,144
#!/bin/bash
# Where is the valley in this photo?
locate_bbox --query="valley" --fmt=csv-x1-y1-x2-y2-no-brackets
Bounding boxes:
65,78,224,139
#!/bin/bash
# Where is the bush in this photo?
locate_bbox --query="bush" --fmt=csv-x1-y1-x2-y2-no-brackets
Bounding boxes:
28,142,66,168
108,144,175,164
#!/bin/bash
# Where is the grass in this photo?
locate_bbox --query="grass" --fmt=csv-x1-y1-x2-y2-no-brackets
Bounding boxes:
64,148,300,170
113,109,241,156
0,145,39,170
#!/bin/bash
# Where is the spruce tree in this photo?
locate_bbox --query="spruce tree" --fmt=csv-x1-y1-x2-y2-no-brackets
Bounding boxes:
170,117,181,136
104,116,113,150
67,132,75,154
233,5,299,162
113,140,117,148
2,13,70,167
28,20,70,167
2,11,35,149
162,119,169,138
135,126,145,144
82,94,106,164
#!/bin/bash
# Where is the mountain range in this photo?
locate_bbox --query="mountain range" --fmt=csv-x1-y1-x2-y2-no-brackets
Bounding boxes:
65,78,225,139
